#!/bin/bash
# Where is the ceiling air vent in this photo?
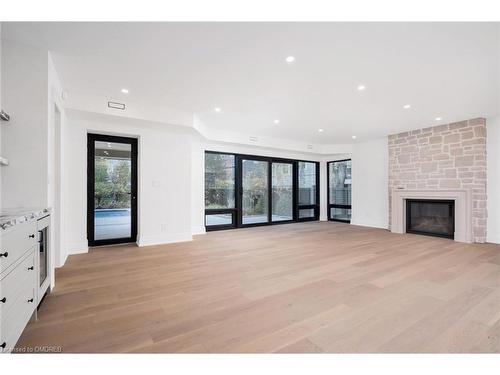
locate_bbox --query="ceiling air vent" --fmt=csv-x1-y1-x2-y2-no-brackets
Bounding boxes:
307,144,313,150
249,136,258,142
108,101,126,110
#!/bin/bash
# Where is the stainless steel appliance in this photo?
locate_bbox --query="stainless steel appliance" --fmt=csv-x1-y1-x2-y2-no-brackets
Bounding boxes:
37,214,51,303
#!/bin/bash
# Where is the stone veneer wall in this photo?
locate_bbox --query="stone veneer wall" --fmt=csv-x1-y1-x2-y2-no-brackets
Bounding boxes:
388,118,487,243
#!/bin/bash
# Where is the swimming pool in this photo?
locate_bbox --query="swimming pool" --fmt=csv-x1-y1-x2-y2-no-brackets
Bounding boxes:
94,209,131,240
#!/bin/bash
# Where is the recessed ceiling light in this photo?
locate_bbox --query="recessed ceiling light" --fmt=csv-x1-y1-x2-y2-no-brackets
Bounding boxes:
214,107,221,113
435,116,442,121
107,143,112,148
121,88,129,94
274,120,280,124
357,85,366,91
318,128,324,133
403,104,411,109
285,56,295,63
352,135,357,139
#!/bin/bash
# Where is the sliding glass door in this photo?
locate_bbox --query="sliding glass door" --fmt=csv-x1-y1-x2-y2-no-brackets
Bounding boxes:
242,159,269,225
327,159,352,222
87,134,138,246
204,152,320,231
272,162,294,222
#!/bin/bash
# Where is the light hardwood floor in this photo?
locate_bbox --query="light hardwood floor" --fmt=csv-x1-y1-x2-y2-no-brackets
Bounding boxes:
16,222,500,353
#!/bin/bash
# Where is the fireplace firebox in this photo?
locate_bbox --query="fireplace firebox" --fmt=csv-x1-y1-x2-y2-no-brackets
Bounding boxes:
406,199,455,239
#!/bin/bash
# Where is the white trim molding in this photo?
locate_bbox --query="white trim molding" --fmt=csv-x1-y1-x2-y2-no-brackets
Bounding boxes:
137,233,193,247
391,189,473,243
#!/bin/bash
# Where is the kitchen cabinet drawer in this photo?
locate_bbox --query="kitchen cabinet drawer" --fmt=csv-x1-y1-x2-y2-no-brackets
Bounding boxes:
0,221,37,274
0,251,36,318
0,280,36,353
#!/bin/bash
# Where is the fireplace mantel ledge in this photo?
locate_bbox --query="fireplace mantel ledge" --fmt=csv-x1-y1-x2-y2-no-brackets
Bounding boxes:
391,188,473,243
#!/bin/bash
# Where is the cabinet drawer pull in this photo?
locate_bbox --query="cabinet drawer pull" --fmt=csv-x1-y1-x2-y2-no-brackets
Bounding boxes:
0,251,8,258
27,298,34,303
0,297,6,303
0,342,6,349
28,266,34,270
29,234,35,238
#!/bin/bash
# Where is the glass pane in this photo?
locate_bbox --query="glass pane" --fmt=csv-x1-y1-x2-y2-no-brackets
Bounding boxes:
39,227,48,286
206,213,233,227
299,208,315,219
407,200,454,237
205,153,236,209
242,160,269,224
329,160,352,205
330,207,351,221
94,141,132,240
272,163,293,222
298,162,317,205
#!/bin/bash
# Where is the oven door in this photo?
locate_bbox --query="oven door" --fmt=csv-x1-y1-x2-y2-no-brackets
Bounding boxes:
37,215,51,305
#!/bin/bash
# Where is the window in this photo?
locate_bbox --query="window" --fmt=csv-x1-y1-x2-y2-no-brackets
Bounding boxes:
204,152,320,230
297,161,319,221
205,152,236,229
327,159,352,222
242,159,269,224
272,162,293,222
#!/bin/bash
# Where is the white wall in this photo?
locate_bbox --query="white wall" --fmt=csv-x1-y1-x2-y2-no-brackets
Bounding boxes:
350,138,389,229
1,39,49,208
0,23,2,203
62,110,197,261
487,116,500,244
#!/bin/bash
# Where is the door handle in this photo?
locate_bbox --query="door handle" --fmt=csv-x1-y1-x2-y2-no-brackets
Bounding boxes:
0,252,8,258
0,297,6,303
28,266,34,271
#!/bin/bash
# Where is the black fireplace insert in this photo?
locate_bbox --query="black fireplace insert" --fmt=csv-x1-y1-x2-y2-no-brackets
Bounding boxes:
406,199,455,239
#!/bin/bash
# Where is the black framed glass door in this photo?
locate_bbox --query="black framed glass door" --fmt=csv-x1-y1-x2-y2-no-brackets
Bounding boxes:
87,134,138,246
241,158,270,225
271,162,294,222
327,159,352,223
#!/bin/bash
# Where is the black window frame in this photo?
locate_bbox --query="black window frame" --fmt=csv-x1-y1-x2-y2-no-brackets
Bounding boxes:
204,151,320,231
327,159,352,223
87,133,138,247
296,160,320,222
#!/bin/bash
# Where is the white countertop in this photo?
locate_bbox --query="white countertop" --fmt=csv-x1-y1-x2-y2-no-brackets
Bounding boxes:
0,207,51,230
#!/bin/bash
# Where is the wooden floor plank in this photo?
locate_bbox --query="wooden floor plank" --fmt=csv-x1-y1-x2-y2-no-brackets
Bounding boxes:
14,222,500,353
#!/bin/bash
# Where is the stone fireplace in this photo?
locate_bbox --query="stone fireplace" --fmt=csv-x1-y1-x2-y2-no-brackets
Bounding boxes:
388,118,486,243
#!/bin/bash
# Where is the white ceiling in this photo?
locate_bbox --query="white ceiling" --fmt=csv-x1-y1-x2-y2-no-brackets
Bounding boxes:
3,22,499,144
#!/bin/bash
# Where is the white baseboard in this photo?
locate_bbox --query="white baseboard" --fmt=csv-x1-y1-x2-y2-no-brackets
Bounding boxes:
191,226,206,235
350,220,389,230
66,241,89,255
56,253,68,268
486,234,500,244
137,232,193,247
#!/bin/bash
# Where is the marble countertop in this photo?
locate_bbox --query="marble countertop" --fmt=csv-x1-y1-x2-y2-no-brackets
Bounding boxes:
0,207,51,230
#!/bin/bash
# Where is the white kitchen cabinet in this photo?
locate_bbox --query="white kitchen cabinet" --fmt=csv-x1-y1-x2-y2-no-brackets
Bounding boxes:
0,209,50,353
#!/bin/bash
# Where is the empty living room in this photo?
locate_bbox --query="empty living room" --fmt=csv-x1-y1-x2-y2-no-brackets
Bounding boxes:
1,1,499,373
